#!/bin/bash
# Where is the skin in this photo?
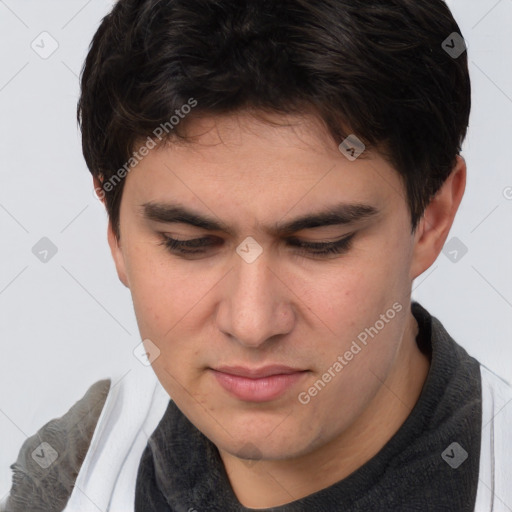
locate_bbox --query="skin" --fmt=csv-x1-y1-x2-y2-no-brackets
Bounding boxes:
94,111,466,508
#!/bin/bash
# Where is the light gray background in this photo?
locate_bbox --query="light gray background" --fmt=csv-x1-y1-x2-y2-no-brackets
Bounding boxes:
1,0,511,500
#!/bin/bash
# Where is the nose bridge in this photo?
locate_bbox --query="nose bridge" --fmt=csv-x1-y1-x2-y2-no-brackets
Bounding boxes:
219,247,291,347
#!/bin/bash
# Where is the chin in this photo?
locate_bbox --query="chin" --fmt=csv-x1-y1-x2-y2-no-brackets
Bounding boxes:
210,417,321,461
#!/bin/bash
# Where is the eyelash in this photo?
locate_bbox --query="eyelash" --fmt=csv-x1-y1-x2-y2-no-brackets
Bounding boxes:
158,233,356,257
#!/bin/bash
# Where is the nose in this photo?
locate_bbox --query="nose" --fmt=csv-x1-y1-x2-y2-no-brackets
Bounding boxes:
215,245,295,349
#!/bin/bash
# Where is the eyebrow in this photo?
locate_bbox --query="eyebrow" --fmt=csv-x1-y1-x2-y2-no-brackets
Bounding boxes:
140,201,380,237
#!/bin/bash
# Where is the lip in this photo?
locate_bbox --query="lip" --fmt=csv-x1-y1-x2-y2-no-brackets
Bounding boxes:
214,364,305,378
210,365,308,402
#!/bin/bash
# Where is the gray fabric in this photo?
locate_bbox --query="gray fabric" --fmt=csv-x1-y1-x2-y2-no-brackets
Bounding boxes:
3,378,111,512
134,301,483,511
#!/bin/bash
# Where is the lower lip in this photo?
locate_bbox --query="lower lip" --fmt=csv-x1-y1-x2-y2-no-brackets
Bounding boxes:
211,370,307,402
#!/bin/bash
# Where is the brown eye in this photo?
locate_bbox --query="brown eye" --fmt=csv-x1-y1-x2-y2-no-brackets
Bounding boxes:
157,233,356,258
158,236,218,255
287,233,356,257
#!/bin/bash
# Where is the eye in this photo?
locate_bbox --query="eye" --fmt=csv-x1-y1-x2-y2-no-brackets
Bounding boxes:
286,233,355,257
158,235,219,255
158,233,356,258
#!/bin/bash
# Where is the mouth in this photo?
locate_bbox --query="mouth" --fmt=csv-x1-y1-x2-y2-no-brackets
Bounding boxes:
209,365,309,402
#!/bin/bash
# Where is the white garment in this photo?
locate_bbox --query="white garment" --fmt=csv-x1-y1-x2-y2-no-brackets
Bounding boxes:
63,365,170,512
1,363,510,512
473,364,512,512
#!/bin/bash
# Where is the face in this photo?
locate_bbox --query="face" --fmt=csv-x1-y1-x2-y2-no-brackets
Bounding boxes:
107,112,425,462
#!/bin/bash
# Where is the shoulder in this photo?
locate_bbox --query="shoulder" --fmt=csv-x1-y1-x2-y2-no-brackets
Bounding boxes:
474,364,512,512
1,378,111,512
479,363,512,433
479,363,512,425
480,363,512,394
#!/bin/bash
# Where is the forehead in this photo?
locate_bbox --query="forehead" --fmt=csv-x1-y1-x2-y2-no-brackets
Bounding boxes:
123,112,405,222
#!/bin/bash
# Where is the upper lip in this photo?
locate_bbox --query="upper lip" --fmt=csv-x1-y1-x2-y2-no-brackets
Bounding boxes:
213,365,306,378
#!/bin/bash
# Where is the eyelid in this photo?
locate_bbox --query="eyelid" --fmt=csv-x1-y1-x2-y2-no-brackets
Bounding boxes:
160,236,353,264
285,233,354,244
160,233,354,245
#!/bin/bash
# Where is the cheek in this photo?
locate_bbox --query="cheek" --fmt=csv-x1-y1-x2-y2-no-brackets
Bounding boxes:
125,242,197,330
124,249,216,373
346,232,412,307
298,263,387,331
298,244,409,364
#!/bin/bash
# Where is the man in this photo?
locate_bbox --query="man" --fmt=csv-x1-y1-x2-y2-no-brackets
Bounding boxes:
2,0,511,511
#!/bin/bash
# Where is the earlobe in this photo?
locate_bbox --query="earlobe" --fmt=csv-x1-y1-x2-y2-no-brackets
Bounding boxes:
106,220,130,289
409,155,467,280
93,175,106,205
94,174,130,288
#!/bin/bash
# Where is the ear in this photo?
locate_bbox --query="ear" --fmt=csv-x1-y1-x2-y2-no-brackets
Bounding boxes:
93,175,106,204
92,175,130,288
107,218,130,288
409,155,467,280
